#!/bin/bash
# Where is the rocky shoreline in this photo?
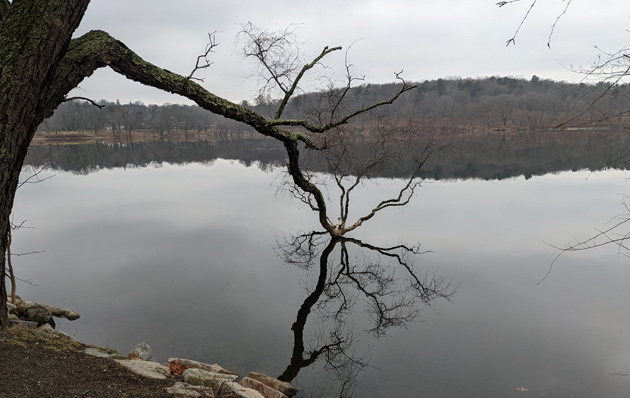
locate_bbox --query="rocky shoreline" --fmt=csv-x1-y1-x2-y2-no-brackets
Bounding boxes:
92,342,297,398
6,297,297,398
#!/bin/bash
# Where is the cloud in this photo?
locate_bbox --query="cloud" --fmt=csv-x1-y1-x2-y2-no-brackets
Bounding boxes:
71,0,626,104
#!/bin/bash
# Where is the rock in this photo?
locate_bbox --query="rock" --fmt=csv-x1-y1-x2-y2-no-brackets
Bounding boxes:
182,368,238,393
8,296,26,314
25,306,56,328
165,382,214,397
241,377,288,398
114,359,170,379
218,381,264,398
33,324,75,340
6,302,16,314
36,324,55,333
84,347,117,358
47,305,80,320
23,300,36,309
8,314,19,321
14,298,26,314
168,358,236,375
8,298,80,324
130,342,155,361
9,319,37,329
246,373,297,397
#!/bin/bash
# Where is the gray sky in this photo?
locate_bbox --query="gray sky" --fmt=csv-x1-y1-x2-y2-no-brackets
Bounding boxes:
71,0,629,105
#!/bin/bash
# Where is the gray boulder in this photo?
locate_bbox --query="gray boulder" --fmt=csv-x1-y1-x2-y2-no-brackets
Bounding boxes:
246,372,297,397
21,301,80,328
130,342,155,361
84,347,117,358
165,382,214,397
114,359,170,379
168,358,236,375
47,305,80,320
182,368,238,393
25,306,55,328
218,381,264,398
241,377,288,398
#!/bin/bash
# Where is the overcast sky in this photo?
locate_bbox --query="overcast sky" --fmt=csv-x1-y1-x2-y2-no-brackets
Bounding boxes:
71,0,629,105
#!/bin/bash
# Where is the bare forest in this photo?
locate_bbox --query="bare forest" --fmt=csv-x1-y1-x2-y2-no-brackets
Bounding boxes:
38,75,630,138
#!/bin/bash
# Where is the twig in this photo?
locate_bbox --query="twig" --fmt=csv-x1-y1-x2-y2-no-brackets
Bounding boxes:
64,96,105,108
186,32,218,82
547,0,572,48
503,0,537,46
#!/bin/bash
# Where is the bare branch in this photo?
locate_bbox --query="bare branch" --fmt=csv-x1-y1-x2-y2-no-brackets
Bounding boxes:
11,250,45,257
237,21,303,100
499,0,572,47
555,48,630,128
16,165,54,190
63,96,104,108
502,0,537,46
186,32,218,82
270,72,416,133
496,0,520,6
14,276,38,287
547,0,572,48
274,45,342,120
327,40,366,123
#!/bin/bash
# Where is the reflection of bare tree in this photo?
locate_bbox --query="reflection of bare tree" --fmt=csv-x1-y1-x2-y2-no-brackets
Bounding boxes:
275,232,453,396
278,123,441,238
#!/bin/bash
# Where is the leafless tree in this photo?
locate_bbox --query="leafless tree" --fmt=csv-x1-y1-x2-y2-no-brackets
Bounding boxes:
0,1,420,328
235,22,433,239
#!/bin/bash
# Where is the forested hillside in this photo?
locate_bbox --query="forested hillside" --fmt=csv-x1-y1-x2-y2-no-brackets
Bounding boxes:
38,76,630,135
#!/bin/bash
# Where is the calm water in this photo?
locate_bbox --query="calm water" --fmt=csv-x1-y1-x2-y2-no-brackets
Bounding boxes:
11,158,630,397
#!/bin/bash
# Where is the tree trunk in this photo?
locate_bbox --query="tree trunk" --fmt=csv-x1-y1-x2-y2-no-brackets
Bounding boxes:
0,0,91,328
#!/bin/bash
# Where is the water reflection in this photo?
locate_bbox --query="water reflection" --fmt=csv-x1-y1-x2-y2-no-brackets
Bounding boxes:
13,138,630,397
23,128,630,180
276,232,453,395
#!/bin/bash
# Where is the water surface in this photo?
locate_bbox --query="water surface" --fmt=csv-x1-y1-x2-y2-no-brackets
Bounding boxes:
11,158,630,397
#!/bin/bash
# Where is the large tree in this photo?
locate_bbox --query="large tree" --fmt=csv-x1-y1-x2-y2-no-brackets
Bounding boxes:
0,1,415,328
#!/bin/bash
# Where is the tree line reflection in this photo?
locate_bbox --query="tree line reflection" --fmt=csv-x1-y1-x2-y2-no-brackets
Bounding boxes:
23,129,630,180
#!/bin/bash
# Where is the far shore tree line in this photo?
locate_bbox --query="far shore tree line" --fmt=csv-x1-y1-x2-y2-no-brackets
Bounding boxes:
38,76,630,137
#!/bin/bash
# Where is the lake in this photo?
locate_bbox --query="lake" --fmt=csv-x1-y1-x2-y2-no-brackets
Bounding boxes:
11,140,630,397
